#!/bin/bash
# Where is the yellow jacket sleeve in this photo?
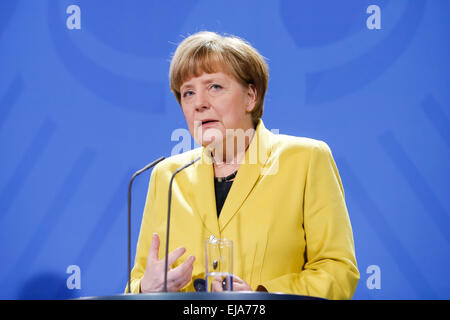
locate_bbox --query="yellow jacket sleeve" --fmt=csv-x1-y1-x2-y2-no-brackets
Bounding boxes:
259,141,359,299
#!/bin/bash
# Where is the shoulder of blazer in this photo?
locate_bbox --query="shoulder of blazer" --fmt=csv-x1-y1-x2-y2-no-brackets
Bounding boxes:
272,133,332,156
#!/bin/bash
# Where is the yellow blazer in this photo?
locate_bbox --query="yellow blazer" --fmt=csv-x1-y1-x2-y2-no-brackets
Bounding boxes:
129,120,359,299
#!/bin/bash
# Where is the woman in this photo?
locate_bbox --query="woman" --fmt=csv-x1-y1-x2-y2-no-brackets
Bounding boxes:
128,31,359,299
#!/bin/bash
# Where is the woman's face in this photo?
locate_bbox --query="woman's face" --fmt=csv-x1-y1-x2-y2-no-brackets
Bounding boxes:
179,71,257,148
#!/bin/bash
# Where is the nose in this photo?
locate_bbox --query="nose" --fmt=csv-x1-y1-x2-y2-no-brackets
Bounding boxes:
194,89,210,112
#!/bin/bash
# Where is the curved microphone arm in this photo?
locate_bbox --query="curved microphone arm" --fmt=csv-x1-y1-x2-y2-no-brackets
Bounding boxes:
127,156,165,293
163,156,201,292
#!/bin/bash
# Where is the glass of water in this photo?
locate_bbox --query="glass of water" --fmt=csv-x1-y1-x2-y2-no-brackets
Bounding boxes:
205,237,233,292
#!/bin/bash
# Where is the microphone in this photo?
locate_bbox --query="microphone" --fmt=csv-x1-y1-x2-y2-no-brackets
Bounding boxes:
163,156,201,292
127,156,165,294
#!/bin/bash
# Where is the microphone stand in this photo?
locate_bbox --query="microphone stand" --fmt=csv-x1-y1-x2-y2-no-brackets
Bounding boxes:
163,156,201,292
127,156,165,293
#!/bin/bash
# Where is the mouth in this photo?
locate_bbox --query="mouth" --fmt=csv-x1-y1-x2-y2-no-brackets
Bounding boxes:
201,119,219,126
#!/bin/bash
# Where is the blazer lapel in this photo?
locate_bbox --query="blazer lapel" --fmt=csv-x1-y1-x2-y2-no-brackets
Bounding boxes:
188,148,221,237
218,120,274,231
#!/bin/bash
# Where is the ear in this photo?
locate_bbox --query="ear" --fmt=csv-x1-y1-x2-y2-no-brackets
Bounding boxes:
245,84,257,113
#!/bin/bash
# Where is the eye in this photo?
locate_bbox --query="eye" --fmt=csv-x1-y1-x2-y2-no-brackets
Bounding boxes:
210,84,223,91
182,90,194,98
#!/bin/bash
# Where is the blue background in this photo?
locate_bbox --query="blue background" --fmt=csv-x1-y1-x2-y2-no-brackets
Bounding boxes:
1,0,449,299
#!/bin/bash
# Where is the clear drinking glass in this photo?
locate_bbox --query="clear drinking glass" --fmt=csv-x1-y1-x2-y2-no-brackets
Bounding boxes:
205,237,233,292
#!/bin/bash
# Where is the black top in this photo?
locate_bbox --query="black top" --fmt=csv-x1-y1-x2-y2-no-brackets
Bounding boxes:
214,170,237,217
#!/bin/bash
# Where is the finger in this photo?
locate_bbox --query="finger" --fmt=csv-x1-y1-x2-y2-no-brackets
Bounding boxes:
169,255,195,278
231,274,248,284
172,265,195,291
167,257,195,291
147,233,160,264
232,276,252,291
211,277,223,292
231,275,248,286
232,282,251,291
166,246,187,267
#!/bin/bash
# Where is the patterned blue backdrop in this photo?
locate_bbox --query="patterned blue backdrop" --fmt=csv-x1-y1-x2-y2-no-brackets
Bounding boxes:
1,0,449,299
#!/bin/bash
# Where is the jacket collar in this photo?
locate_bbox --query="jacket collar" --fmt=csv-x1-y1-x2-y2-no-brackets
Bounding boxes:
189,119,275,235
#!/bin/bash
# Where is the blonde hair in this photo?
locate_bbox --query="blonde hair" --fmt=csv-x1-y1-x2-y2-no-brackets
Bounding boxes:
169,31,269,125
